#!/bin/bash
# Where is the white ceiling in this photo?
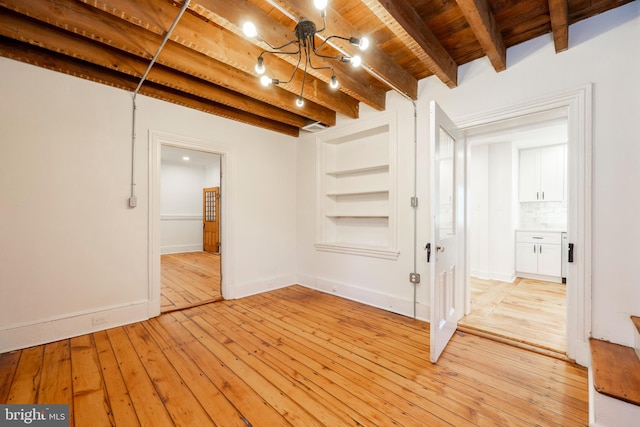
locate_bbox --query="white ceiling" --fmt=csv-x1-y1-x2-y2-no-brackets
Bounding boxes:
161,146,220,167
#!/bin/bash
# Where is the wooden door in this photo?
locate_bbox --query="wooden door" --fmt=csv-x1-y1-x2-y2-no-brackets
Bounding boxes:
203,187,220,253
429,101,464,363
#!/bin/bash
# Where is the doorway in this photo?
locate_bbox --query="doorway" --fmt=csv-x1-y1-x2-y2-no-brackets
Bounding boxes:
458,118,568,355
447,85,592,365
159,145,222,312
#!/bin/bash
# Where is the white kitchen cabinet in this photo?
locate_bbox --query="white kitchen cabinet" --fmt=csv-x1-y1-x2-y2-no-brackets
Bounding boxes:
519,145,565,202
515,231,562,279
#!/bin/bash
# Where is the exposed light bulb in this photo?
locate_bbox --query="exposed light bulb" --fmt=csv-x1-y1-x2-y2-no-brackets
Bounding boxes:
295,97,305,107
330,76,339,89
260,75,272,86
350,55,362,68
314,0,328,10
255,57,265,75
359,37,370,50
182,156,190,161
242,22,257,38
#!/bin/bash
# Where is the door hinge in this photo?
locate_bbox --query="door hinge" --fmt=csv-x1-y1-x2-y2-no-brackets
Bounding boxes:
409,272,420,284
410,197,418,207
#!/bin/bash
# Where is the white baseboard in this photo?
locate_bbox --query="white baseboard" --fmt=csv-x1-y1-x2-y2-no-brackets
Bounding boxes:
228,274,296,300
297,274,429,322
471,270,516,282
0,301,150,353
161,244,203,254
515,271,563,283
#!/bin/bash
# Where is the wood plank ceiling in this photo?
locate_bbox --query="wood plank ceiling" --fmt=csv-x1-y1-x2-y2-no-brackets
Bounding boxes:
0,0,633,136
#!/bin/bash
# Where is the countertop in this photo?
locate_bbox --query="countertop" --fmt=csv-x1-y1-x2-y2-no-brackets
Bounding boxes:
516,228,566,233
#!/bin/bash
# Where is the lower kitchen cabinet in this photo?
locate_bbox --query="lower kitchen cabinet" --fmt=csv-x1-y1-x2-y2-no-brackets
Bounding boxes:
515,231,562,279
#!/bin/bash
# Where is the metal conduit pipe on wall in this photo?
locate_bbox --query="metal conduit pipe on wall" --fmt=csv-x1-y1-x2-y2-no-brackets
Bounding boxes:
129,0,192,208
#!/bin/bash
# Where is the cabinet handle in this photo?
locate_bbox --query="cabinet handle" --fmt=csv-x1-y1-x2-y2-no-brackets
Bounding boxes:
533,245,536,253
540,245,542,254
536,191,539,200
542,191,545,200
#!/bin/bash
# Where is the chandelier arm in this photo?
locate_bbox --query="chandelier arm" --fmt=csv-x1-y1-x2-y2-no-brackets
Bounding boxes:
306,53,335,73
274,50,304,85
314,35,351,52
262,38,301,52
299,45,311,100
313,11,327,34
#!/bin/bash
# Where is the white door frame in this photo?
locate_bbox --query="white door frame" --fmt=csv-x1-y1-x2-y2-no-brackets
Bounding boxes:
148,130,235,317
455,85,592,366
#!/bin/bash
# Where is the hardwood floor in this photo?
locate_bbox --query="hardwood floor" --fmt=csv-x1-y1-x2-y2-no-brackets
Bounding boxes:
459,277,566,354
1,285,588,426
161,252,222,313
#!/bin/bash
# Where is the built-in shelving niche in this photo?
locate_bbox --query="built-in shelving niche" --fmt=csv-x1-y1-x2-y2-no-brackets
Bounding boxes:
315,114,398,259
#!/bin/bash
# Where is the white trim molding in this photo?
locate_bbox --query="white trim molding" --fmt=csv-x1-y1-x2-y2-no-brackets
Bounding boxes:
149,130,235,314
456,84,593,366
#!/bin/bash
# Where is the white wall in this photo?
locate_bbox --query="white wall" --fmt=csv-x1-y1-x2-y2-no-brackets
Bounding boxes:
297,99,425,318
160,161,213,254
297,4,640,330
0,57,297,351
418,2,640,349
469,142,515,280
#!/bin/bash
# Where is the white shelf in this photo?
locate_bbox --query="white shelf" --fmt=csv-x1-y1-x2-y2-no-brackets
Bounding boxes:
326,212,389,218
316,114,397,258
314,242,399,260
325,189,389,197
326,164,389,176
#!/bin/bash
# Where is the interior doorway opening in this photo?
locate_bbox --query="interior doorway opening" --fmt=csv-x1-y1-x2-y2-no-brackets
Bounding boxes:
458,113,570,356
159,145,223,313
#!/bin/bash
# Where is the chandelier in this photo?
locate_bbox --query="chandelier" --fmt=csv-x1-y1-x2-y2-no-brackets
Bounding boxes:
242,0,369,107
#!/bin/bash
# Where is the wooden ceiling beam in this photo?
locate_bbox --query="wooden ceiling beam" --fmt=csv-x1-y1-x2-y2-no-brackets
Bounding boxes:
0,36,299,136
0,11,311,129
0,0,336,126
191,0,390,110
548,0,569,53
455,0,507,72
77,0,359,119
362,0,458,88
263,0,418,100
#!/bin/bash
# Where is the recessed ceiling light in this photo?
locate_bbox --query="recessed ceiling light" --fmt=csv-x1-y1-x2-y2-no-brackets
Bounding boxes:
182,156,190,161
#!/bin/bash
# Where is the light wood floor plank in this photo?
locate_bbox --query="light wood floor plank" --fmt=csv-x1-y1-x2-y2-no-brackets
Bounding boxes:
256,291,536,426
105,327,175,426
183,311,326,427
6,346,44,404
190,307,355,427
161,252,222,312
93,330,141,427
157,312,291,427
38,340,73,425
0,285,588,426
142,318,248,427
0,350,20,403
459,277,567,353
70,335,112,427
209,302,408,426
204,305,371,426
123,322,214,427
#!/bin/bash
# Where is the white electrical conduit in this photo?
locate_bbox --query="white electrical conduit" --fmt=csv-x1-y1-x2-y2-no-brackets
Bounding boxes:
129,0,191,207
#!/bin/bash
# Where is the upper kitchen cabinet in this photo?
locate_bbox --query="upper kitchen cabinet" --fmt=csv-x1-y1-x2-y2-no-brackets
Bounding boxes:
518,144,566,202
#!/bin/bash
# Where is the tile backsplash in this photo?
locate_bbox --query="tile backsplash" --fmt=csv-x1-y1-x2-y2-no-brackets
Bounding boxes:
519,201,567,230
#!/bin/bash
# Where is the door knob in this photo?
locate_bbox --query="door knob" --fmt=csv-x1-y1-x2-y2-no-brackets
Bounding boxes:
437,246,445,253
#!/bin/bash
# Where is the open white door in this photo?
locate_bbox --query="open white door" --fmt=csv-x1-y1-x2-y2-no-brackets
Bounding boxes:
429,101,465,363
